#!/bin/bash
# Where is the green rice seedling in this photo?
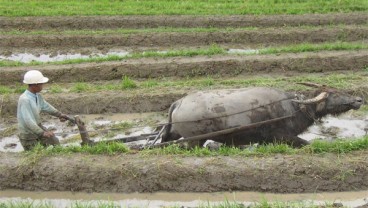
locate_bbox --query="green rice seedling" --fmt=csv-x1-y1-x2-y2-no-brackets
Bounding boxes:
110,121,134,132
217,146,243,156
0,27,249,36
201,76,215,87
70,82,91,93
1,0,367,16
142,79,159,88
14,85,27,94
71,200,118,208
0,60,25,67
48,84,63,93
259,42,367,55
0,86,12,94
255,143,296,155
48,141,129,155
121,76,137,89
188,146,212,156
0,200,53,208
304,136,368,154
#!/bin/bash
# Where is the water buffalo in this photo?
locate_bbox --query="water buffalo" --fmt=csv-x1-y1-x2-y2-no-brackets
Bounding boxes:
161,83,364,148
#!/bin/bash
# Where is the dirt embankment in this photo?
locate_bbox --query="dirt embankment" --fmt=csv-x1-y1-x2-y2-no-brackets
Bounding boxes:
1,26,367,51
1,13,367,30
1,151,368,193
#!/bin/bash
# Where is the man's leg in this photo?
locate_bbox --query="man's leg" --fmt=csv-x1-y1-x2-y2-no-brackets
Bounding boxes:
41,135,60,147
18,133,40,151
19,139,39,151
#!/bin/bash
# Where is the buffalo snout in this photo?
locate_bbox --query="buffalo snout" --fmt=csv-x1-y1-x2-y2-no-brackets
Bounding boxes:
352,96,364,109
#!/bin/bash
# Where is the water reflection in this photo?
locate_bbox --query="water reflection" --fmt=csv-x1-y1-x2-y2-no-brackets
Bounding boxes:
1,190,368,207
0,51,129,63
0,49,261,63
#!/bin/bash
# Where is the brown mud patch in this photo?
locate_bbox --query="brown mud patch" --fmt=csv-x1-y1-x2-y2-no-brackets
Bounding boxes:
1,151,368,193
1,51,368,85
1,13,367,30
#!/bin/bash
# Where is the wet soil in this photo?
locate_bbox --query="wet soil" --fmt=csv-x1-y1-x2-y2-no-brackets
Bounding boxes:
1,51,368,85
1,150,368,193
1,13,368,194
1,13,367,30
1,26,367,51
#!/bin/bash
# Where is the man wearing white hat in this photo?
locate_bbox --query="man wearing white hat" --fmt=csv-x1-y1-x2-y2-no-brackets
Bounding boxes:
17,70,68,151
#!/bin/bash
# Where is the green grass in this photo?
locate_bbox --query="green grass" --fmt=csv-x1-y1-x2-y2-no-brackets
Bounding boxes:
25,135,368,157
121,76,137,89
26,142,129,156
304,136,368,154
0,0,367,16
259,42,368,54
1,72,367,95
0,201,53,208
0,27,257,36
70,83,91,93
0,42,366,68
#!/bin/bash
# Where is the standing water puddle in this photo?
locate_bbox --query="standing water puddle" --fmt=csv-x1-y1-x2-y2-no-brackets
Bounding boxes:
0,111,367,152
0,190,367,207
0,49,259,63
0,51,130,63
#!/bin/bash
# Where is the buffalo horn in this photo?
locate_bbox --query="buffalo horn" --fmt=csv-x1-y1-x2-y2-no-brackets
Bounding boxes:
296,82,324,88
292,92,328,104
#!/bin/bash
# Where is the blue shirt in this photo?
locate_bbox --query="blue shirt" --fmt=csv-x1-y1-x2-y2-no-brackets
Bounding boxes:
17,90,60,138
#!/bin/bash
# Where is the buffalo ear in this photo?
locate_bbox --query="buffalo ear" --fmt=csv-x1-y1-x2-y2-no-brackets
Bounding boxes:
296,82,326,88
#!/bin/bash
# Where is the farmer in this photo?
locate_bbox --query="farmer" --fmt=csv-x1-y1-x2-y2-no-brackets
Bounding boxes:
17,70,68,151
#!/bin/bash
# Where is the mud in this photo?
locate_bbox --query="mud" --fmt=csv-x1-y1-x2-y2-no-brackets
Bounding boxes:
1,13,367,30
1,51,368,85
1,13,368,195
1,150,368,193
1,26,367,51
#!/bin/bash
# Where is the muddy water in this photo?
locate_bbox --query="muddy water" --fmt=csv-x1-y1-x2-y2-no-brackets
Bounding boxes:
1,190,368,207
0,49,260,63
0,51,130,63
0,111,367,152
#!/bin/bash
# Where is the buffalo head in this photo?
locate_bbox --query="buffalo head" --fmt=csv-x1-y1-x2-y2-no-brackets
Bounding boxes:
293,82,364,116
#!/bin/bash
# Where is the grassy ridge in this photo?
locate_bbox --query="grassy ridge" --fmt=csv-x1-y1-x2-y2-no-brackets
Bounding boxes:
25,135,368,156
0,0,367,16
1,72,367,95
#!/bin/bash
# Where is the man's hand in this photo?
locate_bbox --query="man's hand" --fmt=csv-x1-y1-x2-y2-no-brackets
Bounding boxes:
59,114,69,122
43,131,55,138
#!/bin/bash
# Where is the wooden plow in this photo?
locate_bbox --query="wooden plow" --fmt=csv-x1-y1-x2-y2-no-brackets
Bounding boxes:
65,115,293,150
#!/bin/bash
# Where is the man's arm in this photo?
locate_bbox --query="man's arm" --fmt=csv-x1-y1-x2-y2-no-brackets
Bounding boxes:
38,94,68,121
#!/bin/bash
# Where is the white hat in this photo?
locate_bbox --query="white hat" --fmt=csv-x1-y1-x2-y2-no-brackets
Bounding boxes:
23,70,49,84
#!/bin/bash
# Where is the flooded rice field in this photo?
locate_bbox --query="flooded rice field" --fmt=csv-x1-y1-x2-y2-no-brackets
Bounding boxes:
0,49,261,63
1,13,368,206
0,111,367,152
0,190,368,207
1,190,368,207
